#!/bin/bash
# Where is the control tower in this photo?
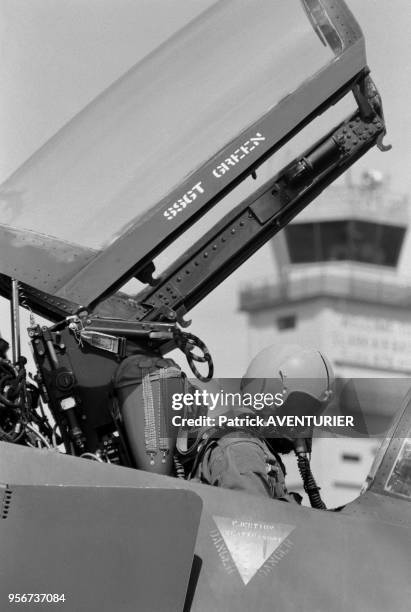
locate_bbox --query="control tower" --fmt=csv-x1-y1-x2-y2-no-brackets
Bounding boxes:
239,172,411,506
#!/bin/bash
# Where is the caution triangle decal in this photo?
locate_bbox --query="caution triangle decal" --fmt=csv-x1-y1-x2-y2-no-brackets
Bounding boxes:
213,516,295,585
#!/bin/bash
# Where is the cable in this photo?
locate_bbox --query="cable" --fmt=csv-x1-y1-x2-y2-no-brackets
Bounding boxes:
297,454,327,510
51,424,60,449
24,422,52,449
80,452,103,462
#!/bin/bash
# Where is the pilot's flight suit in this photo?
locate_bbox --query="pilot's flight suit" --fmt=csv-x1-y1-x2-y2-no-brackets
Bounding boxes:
189,426,300,502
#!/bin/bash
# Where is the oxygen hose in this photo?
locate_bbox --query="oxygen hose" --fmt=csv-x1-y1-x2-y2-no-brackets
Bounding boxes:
173,453,186,479
297,454,327,510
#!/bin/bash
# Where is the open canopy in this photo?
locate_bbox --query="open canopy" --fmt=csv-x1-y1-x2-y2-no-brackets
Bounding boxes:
0,0,365,310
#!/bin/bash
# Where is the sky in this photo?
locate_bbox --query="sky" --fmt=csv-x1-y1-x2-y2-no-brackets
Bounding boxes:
0,0,410,376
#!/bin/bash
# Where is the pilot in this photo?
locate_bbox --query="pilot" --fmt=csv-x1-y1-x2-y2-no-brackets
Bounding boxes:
183,344,334,503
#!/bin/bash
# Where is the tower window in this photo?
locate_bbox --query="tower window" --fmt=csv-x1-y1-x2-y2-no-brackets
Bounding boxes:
277,315,297,330
286,221,405,267
342,453,361,462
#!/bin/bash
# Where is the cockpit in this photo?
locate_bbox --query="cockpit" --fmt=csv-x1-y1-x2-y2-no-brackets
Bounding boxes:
0,0,396,513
